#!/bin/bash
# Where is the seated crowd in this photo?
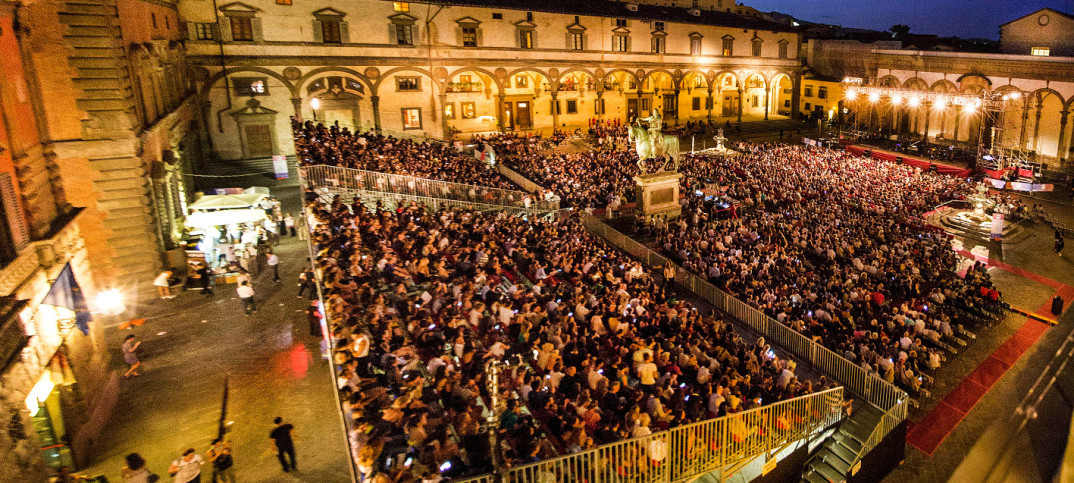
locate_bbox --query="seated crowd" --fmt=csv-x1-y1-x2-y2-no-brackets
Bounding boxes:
309,197,818,481
292,119,515,190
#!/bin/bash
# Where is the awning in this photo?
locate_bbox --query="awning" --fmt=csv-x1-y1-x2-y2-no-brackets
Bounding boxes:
188,193,267,210
185,209,267,227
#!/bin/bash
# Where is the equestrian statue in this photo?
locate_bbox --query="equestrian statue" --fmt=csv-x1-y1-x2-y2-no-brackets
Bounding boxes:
628,108,680,174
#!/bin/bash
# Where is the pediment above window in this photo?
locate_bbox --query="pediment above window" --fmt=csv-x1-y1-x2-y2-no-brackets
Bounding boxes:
313,7,346,19
218,2,261,14
612,26,631,34
567,21,586,32
389,12,418,25
514,20,537,31
455,16,481,27
689,32,703,39
651,30,667,37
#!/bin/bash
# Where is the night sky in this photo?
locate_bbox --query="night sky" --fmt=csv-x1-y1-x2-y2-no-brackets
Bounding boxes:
749,0,1074,39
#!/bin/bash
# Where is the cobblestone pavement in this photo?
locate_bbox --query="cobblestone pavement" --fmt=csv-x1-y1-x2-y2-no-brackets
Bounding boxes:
78,234,351,483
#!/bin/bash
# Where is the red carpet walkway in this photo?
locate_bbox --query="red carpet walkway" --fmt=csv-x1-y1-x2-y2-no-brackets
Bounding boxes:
905,251,1073,455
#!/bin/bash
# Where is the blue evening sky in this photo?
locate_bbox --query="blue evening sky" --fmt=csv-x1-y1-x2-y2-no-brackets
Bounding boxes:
748,0,1074,39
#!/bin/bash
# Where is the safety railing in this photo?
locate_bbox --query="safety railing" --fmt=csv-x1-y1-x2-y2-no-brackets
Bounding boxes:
578,213,908,449
311,187,550,218
301,164,559,211
501,387,843,483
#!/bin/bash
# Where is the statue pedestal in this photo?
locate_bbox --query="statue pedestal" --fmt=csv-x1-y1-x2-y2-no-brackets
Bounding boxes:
634,171,682,219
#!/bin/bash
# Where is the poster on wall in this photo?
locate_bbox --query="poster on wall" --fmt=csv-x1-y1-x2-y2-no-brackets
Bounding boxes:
272,155,289,180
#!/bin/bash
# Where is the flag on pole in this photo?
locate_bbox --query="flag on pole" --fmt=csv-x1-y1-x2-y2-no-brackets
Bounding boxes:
41,262,92,335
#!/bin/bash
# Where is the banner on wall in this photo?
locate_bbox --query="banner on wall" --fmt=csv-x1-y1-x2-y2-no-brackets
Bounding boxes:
272,155,289,180
991,213,1004,240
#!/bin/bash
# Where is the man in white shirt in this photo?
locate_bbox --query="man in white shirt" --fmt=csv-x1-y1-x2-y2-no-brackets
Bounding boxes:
169,448,203,483
637,353,658,391
267,251,281,282
238,281,256,315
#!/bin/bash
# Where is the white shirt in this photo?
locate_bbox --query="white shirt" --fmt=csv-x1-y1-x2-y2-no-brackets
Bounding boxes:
171,454,203,483
267,254,279,266
237,285,255,298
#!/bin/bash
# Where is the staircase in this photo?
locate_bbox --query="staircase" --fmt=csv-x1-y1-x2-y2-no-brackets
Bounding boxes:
801,401,885,483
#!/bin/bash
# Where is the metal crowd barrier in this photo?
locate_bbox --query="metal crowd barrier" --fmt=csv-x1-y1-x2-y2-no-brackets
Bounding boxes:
502,388,844,483
577,213,908,451
301,164,559,212
314,187,547,218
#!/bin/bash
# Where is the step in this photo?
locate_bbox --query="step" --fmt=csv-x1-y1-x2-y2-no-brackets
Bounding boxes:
833,433,864,453
826,440,858,465
818,450,852,473
804,470,830,483
809,460,846,483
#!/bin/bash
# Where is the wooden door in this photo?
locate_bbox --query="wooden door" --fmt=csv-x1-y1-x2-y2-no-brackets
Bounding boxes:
503,102,514,130
516,101,532,128
243,124,273,158
627,98,638,122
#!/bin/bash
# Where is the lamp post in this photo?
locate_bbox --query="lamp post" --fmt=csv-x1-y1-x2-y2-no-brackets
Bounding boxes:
310,97,320,121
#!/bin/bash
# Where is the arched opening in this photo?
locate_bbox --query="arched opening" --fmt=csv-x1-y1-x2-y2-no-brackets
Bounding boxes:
643,71,675,122
553,70,597,128
444,69,501,133
1033,91,1065,157
601,70,640,122
741,72,766,118
715,72,740,118
770,73,793,120
679,72,711,121
504,69,550,130
305,75,367,132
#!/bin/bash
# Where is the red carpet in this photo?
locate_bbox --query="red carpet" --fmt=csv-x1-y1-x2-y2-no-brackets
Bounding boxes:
906,317,1049,454
905,249,1073,455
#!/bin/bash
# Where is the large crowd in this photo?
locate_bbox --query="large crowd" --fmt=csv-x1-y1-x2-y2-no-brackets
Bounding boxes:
296,118,1005,480
308,198,819,481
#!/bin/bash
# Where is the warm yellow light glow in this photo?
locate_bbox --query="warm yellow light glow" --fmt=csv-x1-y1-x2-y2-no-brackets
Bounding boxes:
96,289,125,315
908,96,920,107
868,92,881,103
25,373,55,414
1010,91,1021,100
845,89,858,101
934,98,946,109
891,95,903,105
310,97,321,110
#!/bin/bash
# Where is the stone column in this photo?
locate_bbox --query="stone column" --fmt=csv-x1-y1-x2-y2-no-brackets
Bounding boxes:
439,94,449,138
291,98,303,120
763,84,770,120
952,106,962,141
551,91,559,128
737,88,744,122
706,89,714,121
1031,98,1044,153
922,101,932,139
1018,99,1030,150
596,91,605,121
672,89,680,123
1057,109,1071,163
497,93,507,132
371,95,382,133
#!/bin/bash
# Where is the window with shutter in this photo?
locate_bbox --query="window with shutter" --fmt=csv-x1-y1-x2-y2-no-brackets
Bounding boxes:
0,173,28,264
230,17,254,41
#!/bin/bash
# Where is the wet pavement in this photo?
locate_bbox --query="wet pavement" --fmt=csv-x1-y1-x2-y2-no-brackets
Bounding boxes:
78,234,352,483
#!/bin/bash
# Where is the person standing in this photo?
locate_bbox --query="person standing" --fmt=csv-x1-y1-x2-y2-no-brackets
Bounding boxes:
307,300,323,337
298,268,316,299
270,416,297,472
267,250,281,283
122,334,141,378
284,213,296,237
237,281,256,315
199,265,214,297
120,453,154,483
154,270,174,299
168,448,204,483
207,438,235,483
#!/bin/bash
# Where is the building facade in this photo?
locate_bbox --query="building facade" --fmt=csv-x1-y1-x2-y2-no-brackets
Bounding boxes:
0,1,113,479
798,75,841,121
999,8,1074,58
179,0,801,161
20,0,199,286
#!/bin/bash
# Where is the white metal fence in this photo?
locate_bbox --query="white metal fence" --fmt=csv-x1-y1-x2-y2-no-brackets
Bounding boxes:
501,388,844,483
578,214,908,449
301,165,560,211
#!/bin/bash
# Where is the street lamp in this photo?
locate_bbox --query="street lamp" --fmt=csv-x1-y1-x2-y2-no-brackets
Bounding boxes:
310,97,320,121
